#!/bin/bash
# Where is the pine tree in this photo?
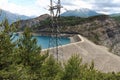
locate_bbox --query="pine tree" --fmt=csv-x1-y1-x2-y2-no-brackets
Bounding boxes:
40,55,62,80
61,54,82,80
0,19,16,79
15,27,48,79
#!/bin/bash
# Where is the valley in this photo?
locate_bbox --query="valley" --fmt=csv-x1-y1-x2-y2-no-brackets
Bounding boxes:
0,6,120,72
12,14,120,56
1,0,120,79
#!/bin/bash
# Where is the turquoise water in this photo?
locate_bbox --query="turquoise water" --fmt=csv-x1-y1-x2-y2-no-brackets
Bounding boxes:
13,35,70,49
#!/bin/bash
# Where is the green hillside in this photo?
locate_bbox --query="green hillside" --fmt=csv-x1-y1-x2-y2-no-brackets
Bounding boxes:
111,16,120,22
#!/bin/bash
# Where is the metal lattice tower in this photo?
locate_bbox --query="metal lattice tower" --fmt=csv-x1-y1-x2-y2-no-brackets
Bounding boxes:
49,0,63,61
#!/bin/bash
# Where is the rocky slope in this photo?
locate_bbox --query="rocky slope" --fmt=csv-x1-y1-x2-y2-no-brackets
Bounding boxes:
12,14,120,56
12,14,50,31
61,15,120,56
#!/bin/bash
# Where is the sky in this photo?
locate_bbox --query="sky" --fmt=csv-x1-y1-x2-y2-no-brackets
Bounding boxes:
0,0,120,17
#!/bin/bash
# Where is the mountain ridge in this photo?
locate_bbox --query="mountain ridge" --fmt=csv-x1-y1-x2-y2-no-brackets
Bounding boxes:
110,13,120,17
12,14,50,30
61,8,100,17
0,9,30,24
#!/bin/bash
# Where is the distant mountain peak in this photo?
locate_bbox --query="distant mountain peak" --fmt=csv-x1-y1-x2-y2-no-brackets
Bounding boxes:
61,8,100,17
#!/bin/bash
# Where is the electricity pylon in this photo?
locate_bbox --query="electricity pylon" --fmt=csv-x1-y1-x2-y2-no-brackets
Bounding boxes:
49,0,63,61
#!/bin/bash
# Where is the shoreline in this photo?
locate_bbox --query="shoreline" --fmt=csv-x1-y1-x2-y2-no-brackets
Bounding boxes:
42,34,82,51
16,32,82,50
16,31,81,44
32,33,77,37
16,32,77,37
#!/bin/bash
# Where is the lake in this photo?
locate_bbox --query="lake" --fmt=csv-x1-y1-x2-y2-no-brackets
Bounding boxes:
13,35,70,49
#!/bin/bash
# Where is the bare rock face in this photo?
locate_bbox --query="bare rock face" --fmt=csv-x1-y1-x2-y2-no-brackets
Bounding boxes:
112,43,120,55
82,17,120,56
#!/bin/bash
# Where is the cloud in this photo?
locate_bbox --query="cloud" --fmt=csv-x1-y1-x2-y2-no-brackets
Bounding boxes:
35,0,49,8
89,0,120,14
0,0,44,16
62,2,75,6
61,0,93,10
60,0,120,14
35,0,93,14
0,0,120,16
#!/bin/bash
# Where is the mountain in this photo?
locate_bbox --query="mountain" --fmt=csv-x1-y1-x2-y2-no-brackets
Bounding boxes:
61,8,100,17
12,14,50,31
110,13,120,22
0,9,30,24
110,13,120,17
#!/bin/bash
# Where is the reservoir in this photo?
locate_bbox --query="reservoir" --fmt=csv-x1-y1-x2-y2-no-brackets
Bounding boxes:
13,35,70,49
